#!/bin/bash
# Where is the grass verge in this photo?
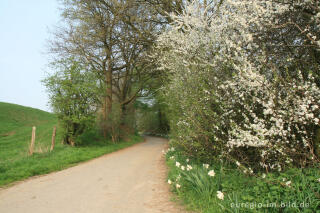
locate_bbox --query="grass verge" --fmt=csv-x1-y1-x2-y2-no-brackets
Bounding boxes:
165,147,320,213
0,134,142,187
0,102,143,187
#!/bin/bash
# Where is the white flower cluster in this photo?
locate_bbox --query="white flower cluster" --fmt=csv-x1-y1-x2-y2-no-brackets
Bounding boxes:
225,69,320,170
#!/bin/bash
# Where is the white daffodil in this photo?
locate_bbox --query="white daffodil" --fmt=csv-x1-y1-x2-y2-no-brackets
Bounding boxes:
176,174,181,181
208,170,215,177
217,191,224,200
249,168,253,174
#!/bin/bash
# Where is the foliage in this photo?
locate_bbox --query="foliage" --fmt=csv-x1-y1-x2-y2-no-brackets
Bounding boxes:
165,147,320,213
156,0,320,171
135,97,169,135
104,102,136,142
43,58,100,144
48,0,163,140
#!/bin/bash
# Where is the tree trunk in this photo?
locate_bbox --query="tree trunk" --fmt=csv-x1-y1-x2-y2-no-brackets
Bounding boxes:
315,128,320,157
103,59,113,138
106,68,112,117
102,98,107,138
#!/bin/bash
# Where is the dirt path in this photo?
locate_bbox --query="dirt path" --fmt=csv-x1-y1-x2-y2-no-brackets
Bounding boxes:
0,137,186,213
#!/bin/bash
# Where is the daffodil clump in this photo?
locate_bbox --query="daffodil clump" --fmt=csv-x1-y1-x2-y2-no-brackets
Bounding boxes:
168,157,223,200
165,146,320,212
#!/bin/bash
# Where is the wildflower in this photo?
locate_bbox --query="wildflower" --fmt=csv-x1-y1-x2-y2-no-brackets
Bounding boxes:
217,191,224,200
262,173,266,179
176,184,181,189
181,166,185,171
203,164,209,169
208,170,215,177
168,179,172,185
186,158,190,162
187,165,192,171
249,168,253,174
176,162,181,167
176,174,181,181
285,181,291,186
317,178,320,183
236,161,240,166
170,156,175,160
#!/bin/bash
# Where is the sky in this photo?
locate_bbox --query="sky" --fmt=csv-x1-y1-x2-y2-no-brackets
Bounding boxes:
0,0,61,112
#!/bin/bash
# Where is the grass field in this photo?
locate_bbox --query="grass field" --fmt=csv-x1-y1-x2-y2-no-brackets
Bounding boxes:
0,102,142,187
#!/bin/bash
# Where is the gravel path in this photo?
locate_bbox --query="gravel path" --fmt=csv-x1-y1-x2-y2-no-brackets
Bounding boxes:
0,136,186,213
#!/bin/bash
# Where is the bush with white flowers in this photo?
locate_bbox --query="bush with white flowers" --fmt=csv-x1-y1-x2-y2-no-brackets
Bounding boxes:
156,0,320,171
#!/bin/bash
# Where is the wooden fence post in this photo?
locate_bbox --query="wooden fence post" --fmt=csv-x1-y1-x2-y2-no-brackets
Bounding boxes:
29,126,36,155
50,126,56,151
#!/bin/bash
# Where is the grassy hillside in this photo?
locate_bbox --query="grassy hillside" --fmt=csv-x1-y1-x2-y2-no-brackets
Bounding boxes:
0,102,142,187
0,102,57,134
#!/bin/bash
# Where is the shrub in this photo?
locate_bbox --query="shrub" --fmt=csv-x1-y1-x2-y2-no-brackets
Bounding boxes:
156,0,320,171
43,58,99,145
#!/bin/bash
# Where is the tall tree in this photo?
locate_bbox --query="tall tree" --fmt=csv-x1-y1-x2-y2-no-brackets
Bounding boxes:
48,0,164,140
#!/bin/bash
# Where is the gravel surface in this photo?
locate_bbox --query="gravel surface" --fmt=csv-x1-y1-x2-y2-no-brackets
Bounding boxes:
0,136,186,213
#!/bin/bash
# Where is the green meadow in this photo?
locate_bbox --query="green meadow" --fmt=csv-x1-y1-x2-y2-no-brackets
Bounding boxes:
0,102,142,187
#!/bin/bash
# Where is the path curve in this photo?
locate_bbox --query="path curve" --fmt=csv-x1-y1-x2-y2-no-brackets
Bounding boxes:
0,136,185,213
